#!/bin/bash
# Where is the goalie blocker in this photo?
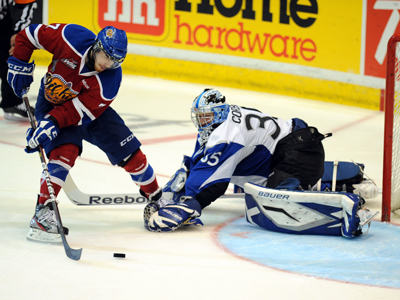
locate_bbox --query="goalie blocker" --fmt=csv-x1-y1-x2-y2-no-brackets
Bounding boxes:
244,182,377,238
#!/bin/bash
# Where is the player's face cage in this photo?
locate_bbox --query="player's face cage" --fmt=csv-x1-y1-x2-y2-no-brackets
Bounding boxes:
191,107,215,130
93,40,125,70
191,105,230,144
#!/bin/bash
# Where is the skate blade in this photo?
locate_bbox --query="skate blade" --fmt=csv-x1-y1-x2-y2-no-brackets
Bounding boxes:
26,228,62,244
359,211,379,226
3,113,30,122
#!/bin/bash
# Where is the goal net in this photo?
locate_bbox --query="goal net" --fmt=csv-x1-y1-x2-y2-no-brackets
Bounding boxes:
382,34,400,222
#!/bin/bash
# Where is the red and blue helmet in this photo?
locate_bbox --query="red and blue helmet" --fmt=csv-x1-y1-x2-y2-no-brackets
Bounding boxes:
93,26,128,69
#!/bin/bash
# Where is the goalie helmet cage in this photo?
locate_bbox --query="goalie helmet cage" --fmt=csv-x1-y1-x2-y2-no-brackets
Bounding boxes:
383,34,400,222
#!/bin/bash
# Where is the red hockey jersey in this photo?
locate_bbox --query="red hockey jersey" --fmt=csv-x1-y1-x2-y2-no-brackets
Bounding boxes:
13,23,122,128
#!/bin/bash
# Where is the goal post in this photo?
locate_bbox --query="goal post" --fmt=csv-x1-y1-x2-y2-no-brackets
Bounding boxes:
382,34,400,222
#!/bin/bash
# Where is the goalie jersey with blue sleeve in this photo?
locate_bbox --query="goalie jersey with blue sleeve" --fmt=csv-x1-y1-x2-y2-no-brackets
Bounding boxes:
184,105,293,208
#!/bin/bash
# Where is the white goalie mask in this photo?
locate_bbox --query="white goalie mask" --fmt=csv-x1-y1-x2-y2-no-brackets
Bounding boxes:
191,89,230,143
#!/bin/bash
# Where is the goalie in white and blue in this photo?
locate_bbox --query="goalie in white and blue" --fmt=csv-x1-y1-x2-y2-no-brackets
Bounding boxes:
143,88,329,232
143,88,379,235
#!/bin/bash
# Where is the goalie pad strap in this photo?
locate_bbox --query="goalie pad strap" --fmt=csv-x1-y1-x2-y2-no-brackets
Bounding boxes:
321,161,365,193
332,160,338,191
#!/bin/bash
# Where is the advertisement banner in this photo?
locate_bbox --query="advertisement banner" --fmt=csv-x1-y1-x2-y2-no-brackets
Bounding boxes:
45,0,386,109
365,0,400,78
96,0,170,41
93,0,363,73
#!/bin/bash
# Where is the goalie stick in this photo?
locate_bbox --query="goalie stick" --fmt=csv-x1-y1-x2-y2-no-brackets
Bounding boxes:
23,90,82,261
63,174,245,206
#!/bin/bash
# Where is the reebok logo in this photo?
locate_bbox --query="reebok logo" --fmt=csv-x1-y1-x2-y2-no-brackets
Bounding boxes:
89,195,148,204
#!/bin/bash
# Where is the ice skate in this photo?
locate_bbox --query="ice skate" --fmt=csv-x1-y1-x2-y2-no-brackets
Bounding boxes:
357,206,379,228
26,203,68,244
3,102,35,121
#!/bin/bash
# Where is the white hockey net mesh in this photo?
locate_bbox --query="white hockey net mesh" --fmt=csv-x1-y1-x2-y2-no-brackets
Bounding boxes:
392,42,400,213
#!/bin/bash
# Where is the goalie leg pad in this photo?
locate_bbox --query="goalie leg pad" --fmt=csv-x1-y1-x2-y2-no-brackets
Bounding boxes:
244,183,364,238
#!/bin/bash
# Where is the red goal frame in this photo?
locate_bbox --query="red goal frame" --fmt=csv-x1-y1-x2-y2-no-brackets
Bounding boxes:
382,34,400,222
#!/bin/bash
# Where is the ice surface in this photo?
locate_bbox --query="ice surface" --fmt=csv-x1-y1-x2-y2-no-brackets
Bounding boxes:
1,67,399,299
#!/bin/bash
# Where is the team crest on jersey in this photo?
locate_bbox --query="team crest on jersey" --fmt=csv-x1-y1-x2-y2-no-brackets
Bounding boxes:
60,58,78,70
44,73,78,105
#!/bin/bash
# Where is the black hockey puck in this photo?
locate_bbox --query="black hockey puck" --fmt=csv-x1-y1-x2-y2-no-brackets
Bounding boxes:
113,253,126,258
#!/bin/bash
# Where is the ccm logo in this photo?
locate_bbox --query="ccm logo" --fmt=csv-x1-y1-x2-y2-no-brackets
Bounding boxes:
9,64,33,72
98,0,165,36
120,133,135,146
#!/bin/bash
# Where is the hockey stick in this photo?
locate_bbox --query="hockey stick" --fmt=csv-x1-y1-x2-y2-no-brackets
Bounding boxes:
63,174,245,206
23,90,82,261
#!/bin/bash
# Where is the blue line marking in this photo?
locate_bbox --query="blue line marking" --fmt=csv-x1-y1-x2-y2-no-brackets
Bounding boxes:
217,218,400,289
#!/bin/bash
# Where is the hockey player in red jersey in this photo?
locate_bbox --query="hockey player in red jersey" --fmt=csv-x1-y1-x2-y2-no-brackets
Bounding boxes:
7,24,162,243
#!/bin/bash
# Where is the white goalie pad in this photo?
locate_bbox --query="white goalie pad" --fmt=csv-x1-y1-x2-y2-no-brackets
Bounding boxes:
244,182,363,238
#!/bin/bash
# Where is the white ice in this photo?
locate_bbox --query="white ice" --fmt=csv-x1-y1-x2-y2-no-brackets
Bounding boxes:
0,66,399,300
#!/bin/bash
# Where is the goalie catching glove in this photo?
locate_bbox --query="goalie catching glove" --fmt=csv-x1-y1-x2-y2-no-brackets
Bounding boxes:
143,155,203,232
144,197,203,232
25,116,59,153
